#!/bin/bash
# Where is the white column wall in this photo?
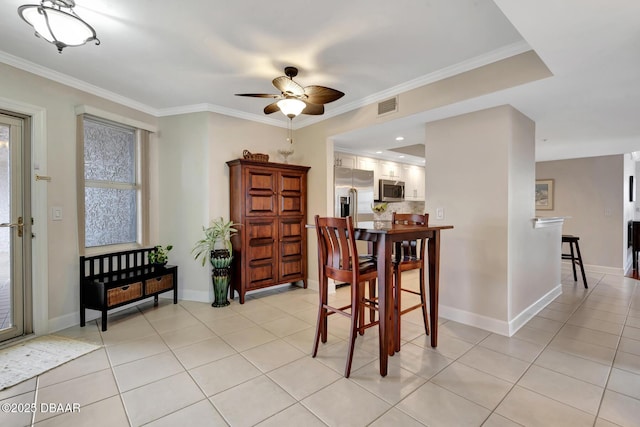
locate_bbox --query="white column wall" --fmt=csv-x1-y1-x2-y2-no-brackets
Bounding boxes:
507,108,561,330
426,105,561,335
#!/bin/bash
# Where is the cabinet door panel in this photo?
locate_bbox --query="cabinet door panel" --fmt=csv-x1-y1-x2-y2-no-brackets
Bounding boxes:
280,217,303,239
279,172,305,216
334,152,356,168
246,220,277,282
279,217,305,281
280,196,302,214
248,195,276,214
280,256,303,280
249,240,274,262
280,174,303,192
246,169,277,216
281,240,302,257
280,217,303,238
248,261,276,287
248,220,276,239
248,169,276,191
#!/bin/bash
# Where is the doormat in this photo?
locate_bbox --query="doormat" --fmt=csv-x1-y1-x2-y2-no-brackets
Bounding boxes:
0,335,101,390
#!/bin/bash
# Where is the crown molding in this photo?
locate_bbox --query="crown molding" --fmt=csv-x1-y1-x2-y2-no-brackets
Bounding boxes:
0,40,529,130
0,50,158,116
155,103,287,128
294,41,531,128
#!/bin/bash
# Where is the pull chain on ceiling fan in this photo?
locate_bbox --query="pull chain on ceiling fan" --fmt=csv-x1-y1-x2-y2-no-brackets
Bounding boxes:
236,67,344,118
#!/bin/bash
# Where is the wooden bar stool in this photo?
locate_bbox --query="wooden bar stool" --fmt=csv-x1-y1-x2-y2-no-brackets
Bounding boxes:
313,215,380,377
391,212,430,352
561,235,588,288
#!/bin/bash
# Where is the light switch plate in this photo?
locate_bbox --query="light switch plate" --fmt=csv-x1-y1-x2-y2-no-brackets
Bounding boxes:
436,207,444,220
52,207,62,221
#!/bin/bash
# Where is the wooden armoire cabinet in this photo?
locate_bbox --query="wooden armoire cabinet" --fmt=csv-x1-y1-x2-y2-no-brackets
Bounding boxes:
226,159,310,303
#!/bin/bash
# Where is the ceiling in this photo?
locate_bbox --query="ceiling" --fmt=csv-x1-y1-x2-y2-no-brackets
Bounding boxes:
1,1,639,164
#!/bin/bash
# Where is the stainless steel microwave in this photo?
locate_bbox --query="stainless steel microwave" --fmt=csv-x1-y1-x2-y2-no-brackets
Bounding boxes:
379,179,405,202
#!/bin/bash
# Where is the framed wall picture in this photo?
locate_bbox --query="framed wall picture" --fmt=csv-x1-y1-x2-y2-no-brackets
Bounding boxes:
535,179,554,210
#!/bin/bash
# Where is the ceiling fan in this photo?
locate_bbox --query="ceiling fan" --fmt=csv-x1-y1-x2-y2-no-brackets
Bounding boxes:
235,67,345,118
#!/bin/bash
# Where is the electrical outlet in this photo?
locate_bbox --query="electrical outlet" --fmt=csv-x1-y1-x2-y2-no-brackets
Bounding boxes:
436,207,444,220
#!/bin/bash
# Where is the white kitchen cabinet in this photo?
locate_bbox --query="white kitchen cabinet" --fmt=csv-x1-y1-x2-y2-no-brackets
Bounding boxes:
357,156,380,199
379,160,401,180
401,165,425,200
334,152,357,168
357,156,378,171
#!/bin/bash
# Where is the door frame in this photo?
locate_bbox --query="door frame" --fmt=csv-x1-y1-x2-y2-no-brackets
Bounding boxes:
0,113,27,341
0,96,48,336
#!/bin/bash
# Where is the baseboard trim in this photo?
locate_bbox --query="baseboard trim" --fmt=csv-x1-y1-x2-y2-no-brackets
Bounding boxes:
508,284,562,336
562,261,624,276
439,305,510,336
439,283,562,337
49,299,160,333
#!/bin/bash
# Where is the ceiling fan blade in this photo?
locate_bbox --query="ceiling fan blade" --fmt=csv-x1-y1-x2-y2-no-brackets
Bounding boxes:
264,102,280,115
304,86,344,104
272,76,304,97
301,102,324,115
235,93,281,98
304,86,345,104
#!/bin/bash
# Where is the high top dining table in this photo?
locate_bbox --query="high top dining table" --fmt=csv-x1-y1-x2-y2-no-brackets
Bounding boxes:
352,220,454,376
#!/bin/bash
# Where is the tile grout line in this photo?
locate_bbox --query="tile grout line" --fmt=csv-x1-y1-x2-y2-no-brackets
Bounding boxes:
592,277,639,426
468,276,613,424
15,273,639,427
476,274,607,425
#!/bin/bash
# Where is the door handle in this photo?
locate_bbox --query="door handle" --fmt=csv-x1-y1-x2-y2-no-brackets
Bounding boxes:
0,217,23,237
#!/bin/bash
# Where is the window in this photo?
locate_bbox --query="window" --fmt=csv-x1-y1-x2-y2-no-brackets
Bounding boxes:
78,113,149,251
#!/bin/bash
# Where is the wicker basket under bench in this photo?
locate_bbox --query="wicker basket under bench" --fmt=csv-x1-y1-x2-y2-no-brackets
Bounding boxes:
80,248,178,331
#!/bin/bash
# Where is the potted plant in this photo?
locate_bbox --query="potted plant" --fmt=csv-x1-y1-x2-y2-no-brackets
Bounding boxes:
371,202,389,215
192,217,238,264
192,217,238,307
148,244,173,266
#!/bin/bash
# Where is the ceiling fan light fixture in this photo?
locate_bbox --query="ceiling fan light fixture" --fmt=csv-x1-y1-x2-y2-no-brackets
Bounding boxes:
18,0,100,53
277,98,306,118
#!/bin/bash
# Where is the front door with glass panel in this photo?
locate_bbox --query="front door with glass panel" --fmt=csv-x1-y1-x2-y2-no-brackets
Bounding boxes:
0,113,29,342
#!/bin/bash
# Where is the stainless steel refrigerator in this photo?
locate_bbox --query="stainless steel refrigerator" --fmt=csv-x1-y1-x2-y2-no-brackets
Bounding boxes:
334,166,375,222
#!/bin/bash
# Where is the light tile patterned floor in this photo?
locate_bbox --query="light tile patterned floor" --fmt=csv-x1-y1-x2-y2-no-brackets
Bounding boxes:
1,268,640,426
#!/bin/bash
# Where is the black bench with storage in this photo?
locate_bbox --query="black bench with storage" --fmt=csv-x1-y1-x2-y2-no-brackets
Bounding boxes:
80,247,178,331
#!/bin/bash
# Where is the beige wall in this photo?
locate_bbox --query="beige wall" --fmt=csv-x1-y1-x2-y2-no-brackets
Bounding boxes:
158,113,293,302
425,106,561,334
536,155,630,273
507,108,562,324
296,51,551,286
0,49,552,333
0,62,158,331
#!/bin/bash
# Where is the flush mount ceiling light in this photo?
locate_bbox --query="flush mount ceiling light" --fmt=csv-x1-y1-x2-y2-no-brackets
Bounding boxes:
18,0,100,53
276,98,306,119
